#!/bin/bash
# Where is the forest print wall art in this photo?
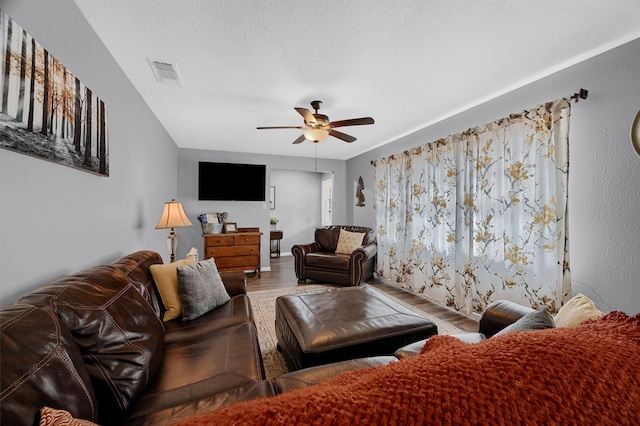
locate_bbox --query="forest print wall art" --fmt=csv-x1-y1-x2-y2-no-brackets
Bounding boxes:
0,11,109,176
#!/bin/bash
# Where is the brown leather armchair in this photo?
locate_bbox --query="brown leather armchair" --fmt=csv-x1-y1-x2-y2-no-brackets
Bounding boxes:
292,225,377,286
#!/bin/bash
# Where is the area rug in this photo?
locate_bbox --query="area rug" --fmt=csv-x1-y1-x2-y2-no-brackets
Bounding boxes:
248,285,463,380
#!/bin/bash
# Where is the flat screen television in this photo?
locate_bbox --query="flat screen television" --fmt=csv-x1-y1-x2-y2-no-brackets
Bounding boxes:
198,162,266,201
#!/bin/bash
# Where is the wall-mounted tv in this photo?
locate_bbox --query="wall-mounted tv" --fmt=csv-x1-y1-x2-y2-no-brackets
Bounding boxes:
198,162,266,201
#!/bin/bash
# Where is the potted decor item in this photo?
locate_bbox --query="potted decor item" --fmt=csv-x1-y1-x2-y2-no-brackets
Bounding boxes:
270,217,279,230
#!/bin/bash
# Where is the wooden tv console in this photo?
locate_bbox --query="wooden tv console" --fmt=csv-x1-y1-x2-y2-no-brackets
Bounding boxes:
203,227,262,277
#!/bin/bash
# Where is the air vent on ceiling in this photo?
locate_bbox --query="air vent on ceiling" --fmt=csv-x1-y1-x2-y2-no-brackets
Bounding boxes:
148,58,183,86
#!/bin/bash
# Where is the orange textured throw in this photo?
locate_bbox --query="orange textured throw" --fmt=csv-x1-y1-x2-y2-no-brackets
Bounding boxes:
176,312,640,426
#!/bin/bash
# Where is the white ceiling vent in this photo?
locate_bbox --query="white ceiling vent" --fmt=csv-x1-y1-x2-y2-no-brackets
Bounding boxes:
148,58,183,85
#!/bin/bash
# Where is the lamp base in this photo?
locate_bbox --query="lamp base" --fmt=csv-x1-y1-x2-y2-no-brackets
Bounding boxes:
167,230,178,263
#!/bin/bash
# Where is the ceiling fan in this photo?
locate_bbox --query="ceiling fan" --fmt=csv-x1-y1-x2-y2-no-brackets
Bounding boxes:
257,100,374,144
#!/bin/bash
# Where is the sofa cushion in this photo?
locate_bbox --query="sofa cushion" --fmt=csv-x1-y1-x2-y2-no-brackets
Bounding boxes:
177,258,231,321
16,266,165,424
305,252,351,270
494,307,555,336
126,322,265,420
150,258,196,321
125,380,275,425
554,293,603,328
335,228,366,254
163,294,253,344
1,305,98,426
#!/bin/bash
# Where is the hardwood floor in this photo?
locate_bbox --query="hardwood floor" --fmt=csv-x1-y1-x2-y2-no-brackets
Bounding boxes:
246,255,478,332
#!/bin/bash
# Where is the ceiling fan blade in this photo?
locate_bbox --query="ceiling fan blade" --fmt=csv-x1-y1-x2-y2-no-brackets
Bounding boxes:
292,134,306,144
329,129,357,143
329,117,375,128
257,126,306,129
295,107,316,125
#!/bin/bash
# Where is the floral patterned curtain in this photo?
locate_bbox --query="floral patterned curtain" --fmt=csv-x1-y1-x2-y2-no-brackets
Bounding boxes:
373,98,572,314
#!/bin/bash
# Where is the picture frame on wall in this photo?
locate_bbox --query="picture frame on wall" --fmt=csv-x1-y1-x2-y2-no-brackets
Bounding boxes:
0,11,109,176
223,222,237,233
270,186,276,210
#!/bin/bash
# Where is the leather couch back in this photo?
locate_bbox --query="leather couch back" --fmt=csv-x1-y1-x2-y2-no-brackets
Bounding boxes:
1,304,98,425
314,226,376,251
110,250,165,318
1,251,165,425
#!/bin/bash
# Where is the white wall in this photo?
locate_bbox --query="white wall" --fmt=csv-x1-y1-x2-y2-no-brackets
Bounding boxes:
0,1,179,306
346,38,640,315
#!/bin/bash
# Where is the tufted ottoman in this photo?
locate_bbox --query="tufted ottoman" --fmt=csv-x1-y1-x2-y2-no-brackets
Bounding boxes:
275,285,438,371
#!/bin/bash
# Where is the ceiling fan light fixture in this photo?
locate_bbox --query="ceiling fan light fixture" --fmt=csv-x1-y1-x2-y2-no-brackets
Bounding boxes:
304,128,329,143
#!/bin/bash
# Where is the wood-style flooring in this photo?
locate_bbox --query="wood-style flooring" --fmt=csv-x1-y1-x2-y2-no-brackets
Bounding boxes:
246,255,478,332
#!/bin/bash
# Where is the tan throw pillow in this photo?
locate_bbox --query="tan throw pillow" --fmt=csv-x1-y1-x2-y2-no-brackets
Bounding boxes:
554,293,603,328
335,228,366,254
150,258,196,322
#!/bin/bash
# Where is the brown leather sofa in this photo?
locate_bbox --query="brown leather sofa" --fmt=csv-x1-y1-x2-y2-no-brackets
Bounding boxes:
0,250,273,426
292,225,377,286
272,299,535,394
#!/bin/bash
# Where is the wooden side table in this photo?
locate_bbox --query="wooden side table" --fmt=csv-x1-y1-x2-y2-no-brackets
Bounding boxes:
270,230,283,258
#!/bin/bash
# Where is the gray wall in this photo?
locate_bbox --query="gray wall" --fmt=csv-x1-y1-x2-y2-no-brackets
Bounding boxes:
271,169,325,255
0,1,179,305
176,148,347,270
346,38,640,315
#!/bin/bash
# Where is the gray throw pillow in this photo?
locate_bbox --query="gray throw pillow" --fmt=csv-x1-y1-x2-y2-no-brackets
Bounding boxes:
176,258,230,321
494,306,555,337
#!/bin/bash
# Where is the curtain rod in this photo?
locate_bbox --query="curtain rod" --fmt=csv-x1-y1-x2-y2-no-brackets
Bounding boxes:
370,89,590,165
570,88,589,103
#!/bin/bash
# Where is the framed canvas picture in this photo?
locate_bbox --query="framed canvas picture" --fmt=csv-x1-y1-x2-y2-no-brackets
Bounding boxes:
0,11,109,176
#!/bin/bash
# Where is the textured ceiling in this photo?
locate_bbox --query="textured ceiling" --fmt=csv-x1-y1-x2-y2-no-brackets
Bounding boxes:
73,0,640,160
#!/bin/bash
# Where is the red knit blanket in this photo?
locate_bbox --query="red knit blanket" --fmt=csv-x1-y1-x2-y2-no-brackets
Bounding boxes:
176,312,640,425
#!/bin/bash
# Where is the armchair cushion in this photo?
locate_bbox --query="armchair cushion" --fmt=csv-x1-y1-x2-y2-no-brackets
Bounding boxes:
335,228,366,254
306,252,350,270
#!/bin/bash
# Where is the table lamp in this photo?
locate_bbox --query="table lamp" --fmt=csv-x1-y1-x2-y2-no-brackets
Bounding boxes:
155,199,193,262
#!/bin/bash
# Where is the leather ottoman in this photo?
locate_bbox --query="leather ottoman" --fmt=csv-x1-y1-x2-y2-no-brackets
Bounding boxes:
275,285,438,371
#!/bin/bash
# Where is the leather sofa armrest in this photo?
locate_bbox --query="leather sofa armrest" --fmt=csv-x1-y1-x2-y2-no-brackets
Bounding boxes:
479,300,534,337
394,339,427,359
395,333,486,359
220,271,247,297
274,356,396,394
292,242,320,255
292,242,321,283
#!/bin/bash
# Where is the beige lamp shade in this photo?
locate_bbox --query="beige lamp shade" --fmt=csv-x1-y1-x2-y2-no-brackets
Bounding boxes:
155,199,193,229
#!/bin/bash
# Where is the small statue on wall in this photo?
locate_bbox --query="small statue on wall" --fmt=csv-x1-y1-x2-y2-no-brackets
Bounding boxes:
356,176,365,207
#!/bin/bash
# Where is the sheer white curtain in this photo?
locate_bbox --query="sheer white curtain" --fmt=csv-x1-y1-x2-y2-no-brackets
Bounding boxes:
373,98,572,314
